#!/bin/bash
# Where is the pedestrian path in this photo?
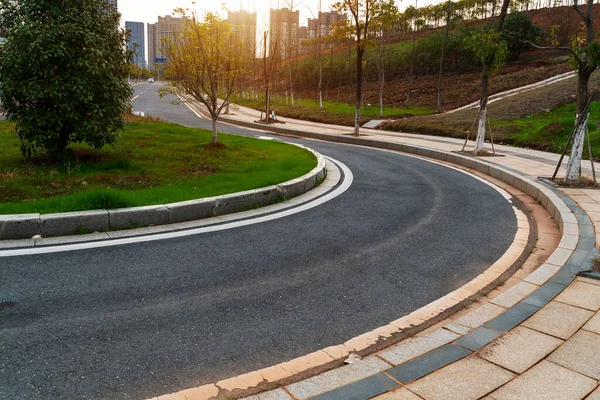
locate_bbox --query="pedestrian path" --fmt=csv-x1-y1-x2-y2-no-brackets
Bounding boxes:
158,102,600,400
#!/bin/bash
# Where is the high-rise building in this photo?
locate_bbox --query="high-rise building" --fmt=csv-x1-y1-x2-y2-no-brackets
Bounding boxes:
125,21,145,69
226,10,257,60
269,8,299,58
307,11,346,39
147,15,186,70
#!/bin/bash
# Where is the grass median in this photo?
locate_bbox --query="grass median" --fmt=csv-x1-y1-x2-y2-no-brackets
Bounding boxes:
0,118,317,215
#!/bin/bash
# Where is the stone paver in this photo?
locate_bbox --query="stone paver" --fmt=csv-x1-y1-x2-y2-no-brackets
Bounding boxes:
586,386,600,400
555,281,600,311
583,311,600,334
443,322,471,335
523,263,561,285
452,303,506,329
490,281,538,308
479,326,563,373
490,361,597,400
521,300,593,339
372,388,423,400
548,330,600,380
242,388,293,400
379,329,459,365
285,357,391,400
406,356,514,400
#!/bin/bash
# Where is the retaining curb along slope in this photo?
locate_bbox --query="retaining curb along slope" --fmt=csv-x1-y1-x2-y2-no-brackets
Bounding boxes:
0,145,327,240
157,109,579,400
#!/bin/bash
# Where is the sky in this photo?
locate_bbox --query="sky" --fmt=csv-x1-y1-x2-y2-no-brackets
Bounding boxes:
118,0,423,31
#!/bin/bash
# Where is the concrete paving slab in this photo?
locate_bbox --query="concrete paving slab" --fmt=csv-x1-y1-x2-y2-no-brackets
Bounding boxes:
285,357,391,400
583,311,600,334
586,386,600,400
242,389,293,400
379,329,459,365
479,326,563,373
443,322,471,335
490,361,597,400
522,301,594,339
548,330,600,379
372,388,422,400
452,303,506,329
386,344,472,384
491,281,538,308
406,356,515,400
555,281,600,311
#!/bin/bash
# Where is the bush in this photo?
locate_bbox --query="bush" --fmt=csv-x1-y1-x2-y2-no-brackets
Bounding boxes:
0,0,133,159
501,12,543,60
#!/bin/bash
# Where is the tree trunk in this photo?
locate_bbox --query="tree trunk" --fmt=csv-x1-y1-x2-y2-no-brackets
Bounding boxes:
318,57,323,109
565,71,591,183
437,1,451,113
355,47,363,136
474,71,489,154
406,29,416,108
211,117,218,144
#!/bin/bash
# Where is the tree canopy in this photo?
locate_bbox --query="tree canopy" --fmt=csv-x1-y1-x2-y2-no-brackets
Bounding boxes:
0,0,133,158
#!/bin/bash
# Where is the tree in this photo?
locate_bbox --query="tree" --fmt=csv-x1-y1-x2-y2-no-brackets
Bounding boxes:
334,0,378,136
162,11,244,144
436,0,453,113
463,0,510,155
559,0,599,183
501,12,542,60
0,0,132,159
526,0,599,183
372,0,399,117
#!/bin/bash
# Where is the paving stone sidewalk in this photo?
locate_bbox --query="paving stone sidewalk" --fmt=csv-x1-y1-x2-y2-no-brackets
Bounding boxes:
198,103,600,400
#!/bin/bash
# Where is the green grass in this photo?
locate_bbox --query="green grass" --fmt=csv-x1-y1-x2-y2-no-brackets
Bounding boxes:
0,119,317,214
233,95,433,126
495,102,600,155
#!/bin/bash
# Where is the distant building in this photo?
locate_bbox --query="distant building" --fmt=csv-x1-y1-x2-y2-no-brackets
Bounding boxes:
147,15,186,70
104,0,117,8
269,8,299,58
125,21,146,69
308,11,347,39
226,10,257,60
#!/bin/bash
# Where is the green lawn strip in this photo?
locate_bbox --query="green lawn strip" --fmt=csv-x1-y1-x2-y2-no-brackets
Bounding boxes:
233,96,433,126
384,101,600,157
0,120,317,214
495,102,600,155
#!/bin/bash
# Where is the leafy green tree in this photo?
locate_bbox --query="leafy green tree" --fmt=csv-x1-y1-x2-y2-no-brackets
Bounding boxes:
501,12,542,60
0,0,132,159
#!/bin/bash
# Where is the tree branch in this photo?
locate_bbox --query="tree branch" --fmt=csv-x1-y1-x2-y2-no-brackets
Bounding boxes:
525,40,584,66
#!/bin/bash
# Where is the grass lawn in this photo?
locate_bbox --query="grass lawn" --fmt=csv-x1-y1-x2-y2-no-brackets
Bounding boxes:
232,96,433,126
497,102,600,155
0,118,317,214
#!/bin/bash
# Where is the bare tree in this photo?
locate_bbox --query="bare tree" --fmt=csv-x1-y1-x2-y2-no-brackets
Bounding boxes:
436,0,452,113
334,0,378,136
162,11,244,144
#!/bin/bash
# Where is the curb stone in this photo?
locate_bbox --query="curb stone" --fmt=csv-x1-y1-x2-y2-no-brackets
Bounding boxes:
0,145,326,240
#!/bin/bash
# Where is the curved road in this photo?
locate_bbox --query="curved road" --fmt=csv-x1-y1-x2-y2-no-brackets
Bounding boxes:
0,84,517,399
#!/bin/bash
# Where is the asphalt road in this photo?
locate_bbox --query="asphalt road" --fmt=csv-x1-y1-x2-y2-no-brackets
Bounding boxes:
0,83,517,399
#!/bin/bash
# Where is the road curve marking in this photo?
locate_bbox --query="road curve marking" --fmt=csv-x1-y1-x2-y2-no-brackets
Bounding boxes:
0,157,352,257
